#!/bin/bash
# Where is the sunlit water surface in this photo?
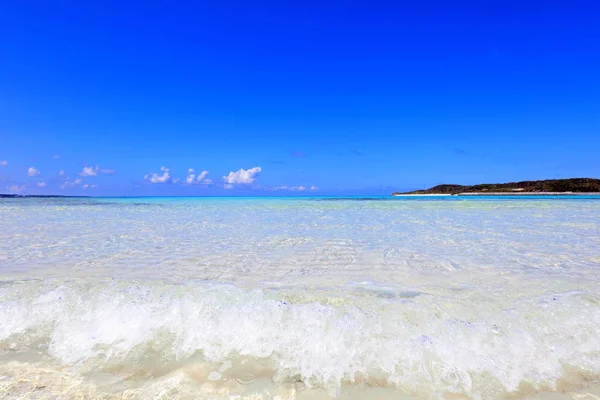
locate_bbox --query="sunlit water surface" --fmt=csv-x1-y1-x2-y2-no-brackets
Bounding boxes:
1,196,599,400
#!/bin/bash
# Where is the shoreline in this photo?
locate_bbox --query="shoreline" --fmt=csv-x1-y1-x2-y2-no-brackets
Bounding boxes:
2,358,599,400
457,192,600,196
392,192,600,196
391,193,453,197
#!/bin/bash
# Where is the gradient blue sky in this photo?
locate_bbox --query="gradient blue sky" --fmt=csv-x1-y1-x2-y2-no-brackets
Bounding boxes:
1,0,599,195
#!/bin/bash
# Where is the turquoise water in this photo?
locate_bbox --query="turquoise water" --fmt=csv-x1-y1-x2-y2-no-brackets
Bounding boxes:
1,196,599,399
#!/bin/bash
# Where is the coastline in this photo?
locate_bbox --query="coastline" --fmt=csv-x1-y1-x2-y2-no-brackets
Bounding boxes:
390,193,453,197
392,192,600,196
1,357,599,400
391,178,600,197
456,192,600,196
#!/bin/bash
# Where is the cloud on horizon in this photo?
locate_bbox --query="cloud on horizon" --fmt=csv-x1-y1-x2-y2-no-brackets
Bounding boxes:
7,184,26,194
144,166,172,184
79,165,116,176
186,168,212,185
27,167,40,177
79,166,97,177
272,185,318,192
223,166,262,187
60,178,83,189
4,162,322,195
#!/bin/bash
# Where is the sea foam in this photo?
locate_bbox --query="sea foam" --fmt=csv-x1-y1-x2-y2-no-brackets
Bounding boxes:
1,279,599,398
1,197,600,399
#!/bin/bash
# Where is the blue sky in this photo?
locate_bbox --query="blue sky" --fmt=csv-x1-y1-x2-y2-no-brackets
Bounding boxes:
1,1,599,195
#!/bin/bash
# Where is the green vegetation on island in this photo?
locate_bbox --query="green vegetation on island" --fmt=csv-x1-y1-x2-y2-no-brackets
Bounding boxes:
393,178,600,195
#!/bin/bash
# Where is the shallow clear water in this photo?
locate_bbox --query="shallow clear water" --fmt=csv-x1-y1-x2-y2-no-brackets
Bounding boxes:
1,196,599,399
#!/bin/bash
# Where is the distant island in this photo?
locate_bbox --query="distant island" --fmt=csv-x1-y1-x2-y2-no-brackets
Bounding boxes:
0,194,89,198
392,178,600,196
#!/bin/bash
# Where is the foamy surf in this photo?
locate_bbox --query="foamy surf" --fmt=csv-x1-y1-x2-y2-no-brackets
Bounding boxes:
1,197,600,399
1,278,599,399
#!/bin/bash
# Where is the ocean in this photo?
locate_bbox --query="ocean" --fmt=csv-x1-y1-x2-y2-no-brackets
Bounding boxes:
1,196,599,399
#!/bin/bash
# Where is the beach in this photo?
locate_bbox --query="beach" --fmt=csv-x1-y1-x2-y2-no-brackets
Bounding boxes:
455,192,600,196
1,196,599,399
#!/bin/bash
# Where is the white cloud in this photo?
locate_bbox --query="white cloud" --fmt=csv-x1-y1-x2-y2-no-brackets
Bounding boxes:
272,185,318,192
0,160,7,166
186,168,211,185
37,181,46,187
186,169,195,184
27,167,40,177
82,184,97,190
58,170,65,177
80,166,98,176
60,177,83,189
197,171,209,181
223,167,261,186
144,166,171,184
79,165,115,176
7,184,26,194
